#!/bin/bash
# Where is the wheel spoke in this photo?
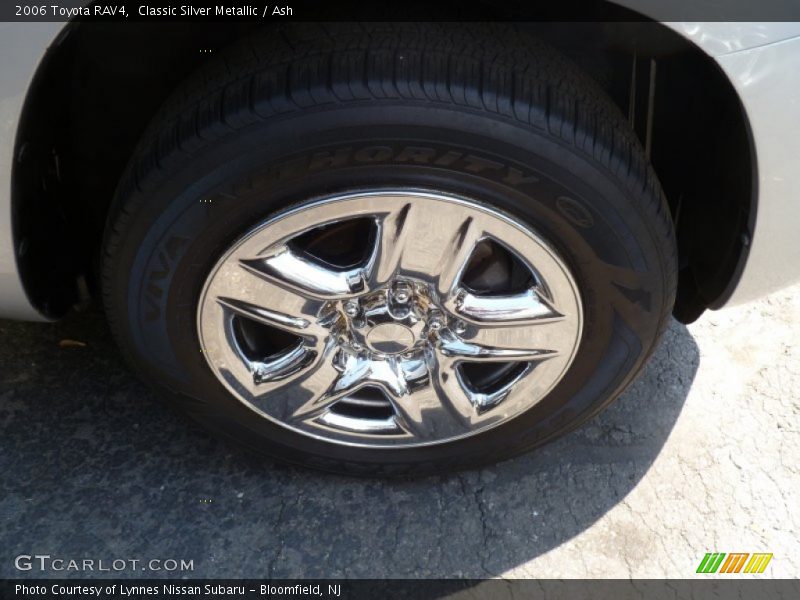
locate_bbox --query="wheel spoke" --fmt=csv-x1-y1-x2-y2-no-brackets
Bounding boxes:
289,351,428,424
447,286,562,325
247,338,344,422
216,297,313,336
367,204,485,295
250,343,316,384
432,216,484,298
205,258,330,337
463,362,534,413
432,340,540,415
389,348,509,439
212,340,320,410
436,328,558,363
242,247,368,299
390,374,475,440
444,285,577,361
367,204,412,287
458,316,578,359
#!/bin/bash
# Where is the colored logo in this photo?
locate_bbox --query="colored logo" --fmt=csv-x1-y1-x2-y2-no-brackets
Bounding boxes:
696,552,773,574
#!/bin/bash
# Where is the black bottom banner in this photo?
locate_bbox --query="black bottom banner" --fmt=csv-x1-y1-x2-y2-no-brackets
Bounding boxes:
3,579,799,600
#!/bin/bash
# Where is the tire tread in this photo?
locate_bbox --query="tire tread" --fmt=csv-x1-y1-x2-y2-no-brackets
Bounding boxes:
102,23,678,476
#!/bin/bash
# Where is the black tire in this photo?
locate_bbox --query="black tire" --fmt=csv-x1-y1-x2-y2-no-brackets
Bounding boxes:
102,23,677,476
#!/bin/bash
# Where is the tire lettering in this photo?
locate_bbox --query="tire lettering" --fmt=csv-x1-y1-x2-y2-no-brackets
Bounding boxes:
353,146,393,162
433,150,463,166
503,167,540,185
308,148,351,171
270,145,541,189
143,235,190,322
395,146,437,164
556,195,595,228
462,154,504,174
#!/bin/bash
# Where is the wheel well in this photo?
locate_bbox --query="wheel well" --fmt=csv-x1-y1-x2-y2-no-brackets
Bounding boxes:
13,19,753,322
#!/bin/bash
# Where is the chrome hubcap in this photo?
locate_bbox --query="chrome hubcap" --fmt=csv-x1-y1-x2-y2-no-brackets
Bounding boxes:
197,191,583,448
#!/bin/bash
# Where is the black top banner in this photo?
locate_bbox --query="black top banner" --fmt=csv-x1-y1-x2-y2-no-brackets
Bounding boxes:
5,0,800,22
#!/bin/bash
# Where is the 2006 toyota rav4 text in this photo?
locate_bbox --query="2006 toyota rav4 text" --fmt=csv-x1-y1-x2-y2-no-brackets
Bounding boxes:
2,12,799,475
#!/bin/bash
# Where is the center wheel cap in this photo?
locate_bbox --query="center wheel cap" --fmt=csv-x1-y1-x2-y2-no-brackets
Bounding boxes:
365,323,415,355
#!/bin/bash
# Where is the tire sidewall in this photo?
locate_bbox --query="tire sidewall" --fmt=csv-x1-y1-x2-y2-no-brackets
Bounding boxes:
107,104,670,473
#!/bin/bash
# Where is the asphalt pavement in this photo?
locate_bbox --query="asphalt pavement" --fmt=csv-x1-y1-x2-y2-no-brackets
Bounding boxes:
1,285,797,578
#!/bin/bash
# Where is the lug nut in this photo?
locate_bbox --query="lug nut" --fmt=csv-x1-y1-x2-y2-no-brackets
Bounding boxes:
393,281,412,304
454,320,467,334
343,300,359,317
428,311,445,331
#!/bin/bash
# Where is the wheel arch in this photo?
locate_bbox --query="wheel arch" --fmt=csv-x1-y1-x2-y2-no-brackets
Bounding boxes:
10,16,755,323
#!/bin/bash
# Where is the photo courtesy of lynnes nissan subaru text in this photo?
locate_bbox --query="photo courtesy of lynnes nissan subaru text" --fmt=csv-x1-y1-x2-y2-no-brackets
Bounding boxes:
2,4,800,475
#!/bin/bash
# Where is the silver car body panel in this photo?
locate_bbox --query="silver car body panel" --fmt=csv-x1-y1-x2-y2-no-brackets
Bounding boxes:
664,22,800,305
1,19,799,320
0,23,64,320
711,35,800,305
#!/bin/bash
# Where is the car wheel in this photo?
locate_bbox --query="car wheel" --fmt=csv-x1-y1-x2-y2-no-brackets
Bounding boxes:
102,24,677,476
